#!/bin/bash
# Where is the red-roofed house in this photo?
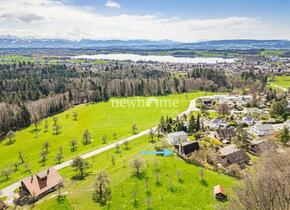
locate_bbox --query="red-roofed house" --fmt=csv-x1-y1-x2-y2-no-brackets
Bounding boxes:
214,185,227,201
18,167,63,204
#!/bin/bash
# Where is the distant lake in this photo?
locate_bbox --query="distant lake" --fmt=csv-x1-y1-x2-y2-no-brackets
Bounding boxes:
73,54,235,64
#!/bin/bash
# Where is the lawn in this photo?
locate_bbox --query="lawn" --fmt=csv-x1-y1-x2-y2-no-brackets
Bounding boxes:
0,92,214,189
30,135,236,210
268,76,290,90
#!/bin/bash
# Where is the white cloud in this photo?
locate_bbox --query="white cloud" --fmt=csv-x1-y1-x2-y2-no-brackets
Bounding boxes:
106,0,121,9
0,0,288,42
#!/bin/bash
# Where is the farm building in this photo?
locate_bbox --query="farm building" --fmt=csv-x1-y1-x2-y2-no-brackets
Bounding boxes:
17,168,63,204
167,131,187,145
218,145,250,166
213,185,227,201
250,124,274,136
174,141,199,156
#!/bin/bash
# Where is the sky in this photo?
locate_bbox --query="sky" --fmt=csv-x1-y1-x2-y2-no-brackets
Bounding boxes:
0,0,289,42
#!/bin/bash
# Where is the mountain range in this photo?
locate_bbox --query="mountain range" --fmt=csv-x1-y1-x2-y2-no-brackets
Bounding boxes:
0,37,290,50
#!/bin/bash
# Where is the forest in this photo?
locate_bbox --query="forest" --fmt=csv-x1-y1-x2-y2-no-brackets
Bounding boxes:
0,61,267,138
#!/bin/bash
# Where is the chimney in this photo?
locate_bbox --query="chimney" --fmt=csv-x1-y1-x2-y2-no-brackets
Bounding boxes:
47,169,50,175
30,175,33,183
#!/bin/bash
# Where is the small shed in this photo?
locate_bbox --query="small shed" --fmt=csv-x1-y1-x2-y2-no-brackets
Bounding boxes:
174,141,199,156
214,185,227,201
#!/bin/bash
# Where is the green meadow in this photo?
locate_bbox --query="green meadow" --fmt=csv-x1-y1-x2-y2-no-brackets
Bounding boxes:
31,135,236,210
270,76,290,89
268,76,290,92
0,92,214,189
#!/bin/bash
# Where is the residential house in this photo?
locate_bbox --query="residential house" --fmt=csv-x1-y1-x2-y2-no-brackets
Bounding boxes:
206,119,227,130
242,116,255,126
18,168,63,204
213,185,227,201
0,200,7,210
216,128,236,143
250,124,274,136
167,131,187,145
174,141,199,156
218,145,250,166
199,97,214,106
249,139,277,155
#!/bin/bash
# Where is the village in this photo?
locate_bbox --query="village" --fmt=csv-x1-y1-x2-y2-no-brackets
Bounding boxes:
0,92,288,209
155,93,289,199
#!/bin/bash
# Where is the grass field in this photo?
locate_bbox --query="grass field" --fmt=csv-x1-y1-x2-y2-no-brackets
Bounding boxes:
29,135,236,210
268,76,290,91
0,92,214,189
270,76,290,88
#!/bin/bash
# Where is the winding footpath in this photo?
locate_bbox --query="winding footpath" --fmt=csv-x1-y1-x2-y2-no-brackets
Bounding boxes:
0,98,200,204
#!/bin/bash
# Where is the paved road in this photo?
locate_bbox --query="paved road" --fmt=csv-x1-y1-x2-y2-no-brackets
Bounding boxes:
0,96,201,204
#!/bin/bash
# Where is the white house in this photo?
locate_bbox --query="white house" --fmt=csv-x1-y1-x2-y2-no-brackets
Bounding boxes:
167,131,187,145
250,124,274,136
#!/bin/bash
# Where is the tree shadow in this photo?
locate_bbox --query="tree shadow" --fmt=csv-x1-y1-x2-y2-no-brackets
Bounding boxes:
5,140,15,146
200,179,208,186
132,171,147,180
71,171,92,181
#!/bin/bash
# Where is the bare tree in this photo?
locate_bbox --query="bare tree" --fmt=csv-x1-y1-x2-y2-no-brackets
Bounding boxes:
55,147,64,164
199,168,206,185
111,155,115,166
222,150,290,210
43,141,50,152
115,143,121,154
131,124,138,135
154,170,160,185
39,150,48,166
70,139,78,151
148,128,155,143
1,168,12,180
44,120,49,132
124,140,129,150
6,130,15,144
92,171,111,205
72,112,78,121
53,116,58,126
82,129,91,145
101,135,107,144
13,162,21,171
53,124,61,135
131,156,145,177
